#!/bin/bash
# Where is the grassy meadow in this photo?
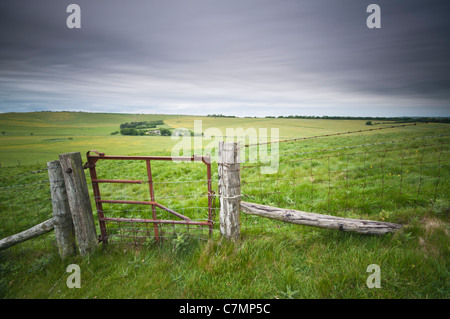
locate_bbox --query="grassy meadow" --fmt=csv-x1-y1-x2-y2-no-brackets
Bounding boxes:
0,111,449,299
0,111,409,166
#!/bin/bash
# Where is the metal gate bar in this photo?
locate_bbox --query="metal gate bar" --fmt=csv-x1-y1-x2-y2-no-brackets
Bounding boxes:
145,159,159,241
84,150,214,243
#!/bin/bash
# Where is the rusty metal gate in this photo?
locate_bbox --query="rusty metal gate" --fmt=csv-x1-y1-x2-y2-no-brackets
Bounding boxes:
84,150,214,243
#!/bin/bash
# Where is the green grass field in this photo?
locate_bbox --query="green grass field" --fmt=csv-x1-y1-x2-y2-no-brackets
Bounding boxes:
0,112,449,299
0,111,413,166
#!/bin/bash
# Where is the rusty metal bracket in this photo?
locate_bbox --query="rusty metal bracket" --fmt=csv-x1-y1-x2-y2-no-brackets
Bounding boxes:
84,150,105,169
87,150,105,157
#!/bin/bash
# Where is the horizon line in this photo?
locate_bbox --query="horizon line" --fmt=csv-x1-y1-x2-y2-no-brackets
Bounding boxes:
1,110,449,119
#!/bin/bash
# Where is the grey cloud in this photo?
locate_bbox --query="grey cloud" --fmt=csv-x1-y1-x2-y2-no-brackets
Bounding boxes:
0,0,449,116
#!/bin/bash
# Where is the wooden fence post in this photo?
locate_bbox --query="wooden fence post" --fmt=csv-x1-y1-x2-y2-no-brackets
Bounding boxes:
59,152,98,256
218,141,241,240
47,160,77,258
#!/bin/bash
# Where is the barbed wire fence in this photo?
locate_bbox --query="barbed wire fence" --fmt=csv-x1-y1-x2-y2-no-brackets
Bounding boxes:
0,167,56,254
240,128,450,234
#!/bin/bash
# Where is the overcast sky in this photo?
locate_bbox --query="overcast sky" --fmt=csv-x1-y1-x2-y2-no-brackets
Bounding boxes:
0,0,449,117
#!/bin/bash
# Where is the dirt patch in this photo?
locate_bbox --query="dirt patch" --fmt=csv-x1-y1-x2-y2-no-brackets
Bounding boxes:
418,217,449,258
422,217,448,235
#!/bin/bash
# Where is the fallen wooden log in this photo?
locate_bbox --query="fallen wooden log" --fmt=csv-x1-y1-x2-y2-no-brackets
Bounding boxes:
240,201,402,235
0,218,55,250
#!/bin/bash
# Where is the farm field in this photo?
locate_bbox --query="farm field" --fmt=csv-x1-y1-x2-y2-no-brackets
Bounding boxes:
0,112,449,299
0,111,411,166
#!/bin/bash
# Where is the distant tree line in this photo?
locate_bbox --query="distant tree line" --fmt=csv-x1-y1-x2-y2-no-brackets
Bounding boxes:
207,114,236,118
39,110,90,113
267,115,450,123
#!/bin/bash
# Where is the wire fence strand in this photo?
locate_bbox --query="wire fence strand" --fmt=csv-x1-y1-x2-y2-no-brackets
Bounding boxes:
0,166,56,253
240,129,449,234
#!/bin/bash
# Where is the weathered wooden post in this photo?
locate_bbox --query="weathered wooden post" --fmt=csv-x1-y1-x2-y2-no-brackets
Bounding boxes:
240,202,403,235
47,160,77,258
0,219,54,251
218,141,241,240
59,152,98,256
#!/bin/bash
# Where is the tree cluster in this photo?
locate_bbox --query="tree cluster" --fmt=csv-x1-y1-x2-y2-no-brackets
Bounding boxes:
207,114,236,118
119,120,164,129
